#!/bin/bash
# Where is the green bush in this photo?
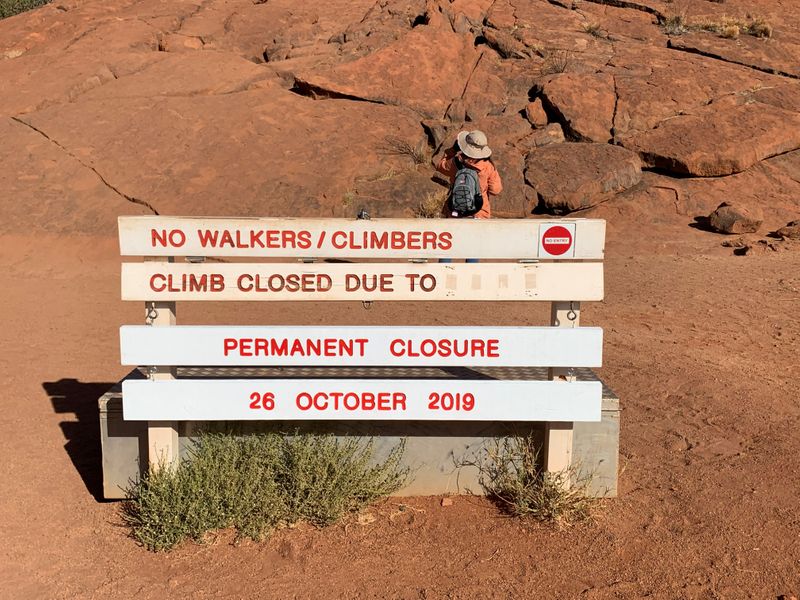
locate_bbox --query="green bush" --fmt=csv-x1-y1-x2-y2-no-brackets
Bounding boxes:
123,432,408,551
0,0,50,19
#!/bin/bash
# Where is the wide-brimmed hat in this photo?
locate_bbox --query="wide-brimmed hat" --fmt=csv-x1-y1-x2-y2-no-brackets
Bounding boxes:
457,130,492,159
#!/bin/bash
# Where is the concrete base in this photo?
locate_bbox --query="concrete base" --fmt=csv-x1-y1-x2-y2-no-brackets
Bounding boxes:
99,367,619,499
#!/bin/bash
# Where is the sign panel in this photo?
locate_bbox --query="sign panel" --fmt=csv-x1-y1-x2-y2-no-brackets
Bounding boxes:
121,262,604,302
120,325,603,367
118,217,606,259
122,379,602,422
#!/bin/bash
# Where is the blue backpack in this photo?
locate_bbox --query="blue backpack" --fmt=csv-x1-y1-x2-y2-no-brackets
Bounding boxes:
448,158,484,218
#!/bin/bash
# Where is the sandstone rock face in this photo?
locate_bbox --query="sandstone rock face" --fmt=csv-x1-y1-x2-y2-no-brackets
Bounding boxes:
525,143,643,214
294,27,478,118
708,202,763,234
609,45,779,141
536,73,615,143
353,169,442,218
623,104,800,177
668,35,800,79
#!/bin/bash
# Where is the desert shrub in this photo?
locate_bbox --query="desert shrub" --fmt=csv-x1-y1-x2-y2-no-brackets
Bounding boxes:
582,22,604,38
123,432,408,551
662,13,688,35
539,49,571,75
415,188,447,219
280,436,407,526
687,15,773,39
0,0,48,18
380,136,429,166
466,434,596,525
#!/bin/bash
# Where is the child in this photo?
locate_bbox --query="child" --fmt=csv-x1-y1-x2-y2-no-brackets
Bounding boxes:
435,130,503,220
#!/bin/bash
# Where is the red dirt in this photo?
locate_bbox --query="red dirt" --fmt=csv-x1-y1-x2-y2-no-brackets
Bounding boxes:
1,230,799,598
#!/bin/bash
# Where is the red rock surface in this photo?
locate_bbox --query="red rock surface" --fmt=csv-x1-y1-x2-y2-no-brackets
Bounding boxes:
536,72,616,142
525,143,643,213
708,202,764,234
623,103,800,176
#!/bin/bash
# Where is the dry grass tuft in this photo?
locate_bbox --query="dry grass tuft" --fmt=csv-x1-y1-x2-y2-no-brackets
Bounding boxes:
582,22,605,38
662,12,689,35
415,188,447,219
380,136,429,166
678,14,773,39
539,49,571,75
462,435,597,525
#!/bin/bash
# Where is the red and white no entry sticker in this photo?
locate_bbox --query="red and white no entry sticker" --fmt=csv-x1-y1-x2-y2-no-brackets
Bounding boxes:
539,224,576,258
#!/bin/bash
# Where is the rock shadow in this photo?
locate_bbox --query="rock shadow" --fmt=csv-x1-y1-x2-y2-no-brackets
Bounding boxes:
688,215,716,233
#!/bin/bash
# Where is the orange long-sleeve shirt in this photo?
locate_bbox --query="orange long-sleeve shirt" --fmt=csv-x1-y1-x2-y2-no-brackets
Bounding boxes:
435,151,503,219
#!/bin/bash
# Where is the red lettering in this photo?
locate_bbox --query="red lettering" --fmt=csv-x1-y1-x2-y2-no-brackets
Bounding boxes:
331,231,346,249
151,229,168,248
389,339,403,357
392,393,407,411
220,230,234,248
197,229,219,248
210,273,224,292
237,274,253,291
438,231,452,250
296,393,312,410
223,338,237,356
297,230,312,250
149,273,166,292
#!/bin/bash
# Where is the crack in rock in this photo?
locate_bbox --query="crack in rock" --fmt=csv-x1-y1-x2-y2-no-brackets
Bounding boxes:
10,116,159,215
580,0,664,20
666,40,800,81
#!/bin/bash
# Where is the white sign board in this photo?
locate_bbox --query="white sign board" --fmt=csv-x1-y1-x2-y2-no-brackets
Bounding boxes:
120,325,603,367
122,379,602,422
121,262,603,302
118,217,606,259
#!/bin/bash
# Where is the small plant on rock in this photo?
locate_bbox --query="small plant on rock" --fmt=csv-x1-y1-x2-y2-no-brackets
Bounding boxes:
539,49,571,75
582,22,605,38
415,188,447,219
662,12,689,35
380,136,430,166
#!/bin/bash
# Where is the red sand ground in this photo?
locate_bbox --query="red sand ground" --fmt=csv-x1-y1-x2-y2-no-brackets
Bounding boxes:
1,230,799,598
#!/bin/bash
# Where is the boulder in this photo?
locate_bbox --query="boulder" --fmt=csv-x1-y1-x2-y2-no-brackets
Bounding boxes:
522,123,565,148
463,52,508,120
488,145,528,218
775,221,800,240
536,73,615,143
294,27,478,119
524,143,642,214
524,99,548,127
708,202,763,234
623,104,800,177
